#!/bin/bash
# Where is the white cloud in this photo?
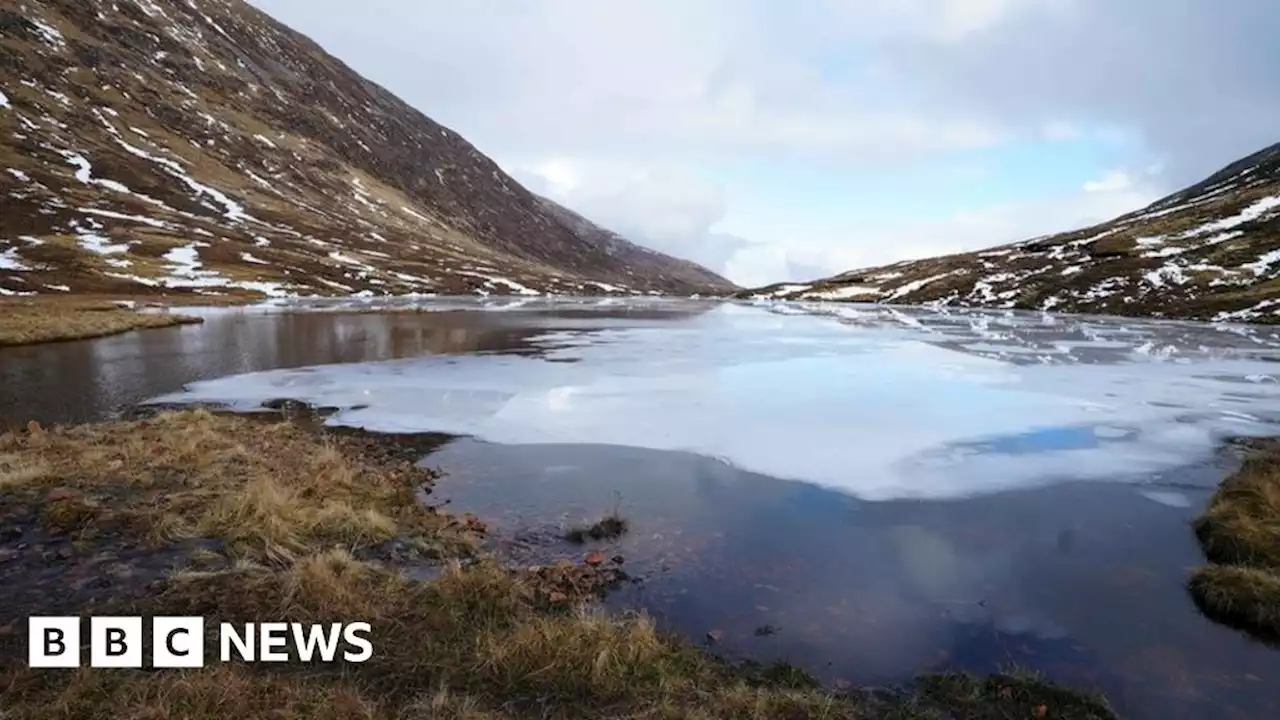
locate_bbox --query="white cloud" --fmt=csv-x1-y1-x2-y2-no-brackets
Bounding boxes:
717,173,1163,285
1082,170,1133,193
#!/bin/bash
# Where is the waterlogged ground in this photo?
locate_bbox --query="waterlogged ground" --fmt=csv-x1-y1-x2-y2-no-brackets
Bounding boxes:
5,297,1280,718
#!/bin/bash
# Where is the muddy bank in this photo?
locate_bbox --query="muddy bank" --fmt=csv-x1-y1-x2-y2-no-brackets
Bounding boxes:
0,408,1119,720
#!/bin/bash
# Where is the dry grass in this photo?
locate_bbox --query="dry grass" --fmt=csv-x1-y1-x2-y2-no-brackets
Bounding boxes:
0,298,203,346
0,412,1118,720
2,556,1119,720
1189,443,1280,640
0,411,470,565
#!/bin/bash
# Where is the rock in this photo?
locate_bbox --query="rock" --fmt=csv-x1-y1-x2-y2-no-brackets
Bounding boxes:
705,629,724,644
548,591,568,604
46,487,79,502
584,551,605,566
26,420,43,434
610,555,625,565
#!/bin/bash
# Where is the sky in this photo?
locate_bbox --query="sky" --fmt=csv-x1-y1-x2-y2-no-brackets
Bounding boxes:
250,0,1280,287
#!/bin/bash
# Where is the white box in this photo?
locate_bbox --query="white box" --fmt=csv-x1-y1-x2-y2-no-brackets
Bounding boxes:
28,617,81,668
90,616,143,668
152,617,205,668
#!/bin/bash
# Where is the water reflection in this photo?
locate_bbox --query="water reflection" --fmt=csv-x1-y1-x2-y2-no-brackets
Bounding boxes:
427,438,1280,720
0,309,592,428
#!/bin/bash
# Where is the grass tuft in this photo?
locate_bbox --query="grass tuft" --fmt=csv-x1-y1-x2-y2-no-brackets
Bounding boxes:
1188,441,1280,641
0,298,202,346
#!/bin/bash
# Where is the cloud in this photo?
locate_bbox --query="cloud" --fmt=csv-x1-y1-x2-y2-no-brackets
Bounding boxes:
1082,170,1133,194
509,158,750,276
249,0,1280,287
719,170,1164,285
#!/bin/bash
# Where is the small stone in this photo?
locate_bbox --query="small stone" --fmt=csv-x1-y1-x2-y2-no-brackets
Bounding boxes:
26,420,43,434
548,591,568,604
584,551,604,566
46,487,78,502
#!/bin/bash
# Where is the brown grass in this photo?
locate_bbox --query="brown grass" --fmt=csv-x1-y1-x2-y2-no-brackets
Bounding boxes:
1188,442,1280,640
0,411,470,565
0,298,204,346
0,412,1119,720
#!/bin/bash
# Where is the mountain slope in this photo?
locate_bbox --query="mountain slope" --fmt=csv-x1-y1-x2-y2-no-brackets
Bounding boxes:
0,0,736,299
742,143,1280,322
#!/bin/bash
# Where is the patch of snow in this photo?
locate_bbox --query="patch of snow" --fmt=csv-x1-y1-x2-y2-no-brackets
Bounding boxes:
1242,248,1280,277
885,273,954,301
60,152,134,195
803,285,881,301
1143,263,1188,288
102,122,254,223
1181,194,1280,238
0,90,9,109
78,208,170,228
253,134,277,148
240,252,269,265
7,168,29,181
770,284,811,298
245,170,273,189
0,248,32,271
30,19,66,48
45,284,70,292
76,231,130,255
586,281,627,293
254,236,271,248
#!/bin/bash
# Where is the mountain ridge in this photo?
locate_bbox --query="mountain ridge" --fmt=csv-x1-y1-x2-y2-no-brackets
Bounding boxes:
0,0,736,299
740,142,1280,323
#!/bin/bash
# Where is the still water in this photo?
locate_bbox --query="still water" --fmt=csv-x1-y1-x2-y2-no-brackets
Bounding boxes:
3,297,1280,719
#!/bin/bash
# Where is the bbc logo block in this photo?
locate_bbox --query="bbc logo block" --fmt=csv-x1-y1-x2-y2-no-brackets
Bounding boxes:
28,617,80,668
30,616,204,669
28,616,372,667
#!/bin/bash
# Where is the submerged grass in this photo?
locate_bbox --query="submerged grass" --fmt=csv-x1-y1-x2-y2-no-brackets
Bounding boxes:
564,514,629,544
0,298,202,346
0,412,1120,720
1189,441,1280,641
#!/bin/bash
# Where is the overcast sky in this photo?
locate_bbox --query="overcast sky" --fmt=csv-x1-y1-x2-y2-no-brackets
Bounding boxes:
250,0,1280,287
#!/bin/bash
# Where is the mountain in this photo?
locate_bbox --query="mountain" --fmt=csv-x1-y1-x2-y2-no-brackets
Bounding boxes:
0,0,736,300
740,143,1280,323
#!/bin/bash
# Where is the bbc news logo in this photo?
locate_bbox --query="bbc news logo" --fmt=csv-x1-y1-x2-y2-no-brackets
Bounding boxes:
28,617,373,668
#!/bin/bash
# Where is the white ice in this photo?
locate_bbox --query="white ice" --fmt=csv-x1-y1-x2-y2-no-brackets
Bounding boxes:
150,300,1280,502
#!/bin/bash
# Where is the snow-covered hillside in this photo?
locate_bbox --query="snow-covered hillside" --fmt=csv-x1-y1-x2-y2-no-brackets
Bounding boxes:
741,143,1280,323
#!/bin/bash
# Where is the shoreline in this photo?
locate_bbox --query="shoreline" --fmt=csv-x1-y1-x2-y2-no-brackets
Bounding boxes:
0,408,1121,719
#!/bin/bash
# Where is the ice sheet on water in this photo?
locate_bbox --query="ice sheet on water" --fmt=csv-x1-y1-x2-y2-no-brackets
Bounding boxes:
149,300,1280,501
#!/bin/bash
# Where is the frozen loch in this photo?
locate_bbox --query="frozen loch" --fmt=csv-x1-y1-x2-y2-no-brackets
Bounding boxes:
151,298,1280,503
